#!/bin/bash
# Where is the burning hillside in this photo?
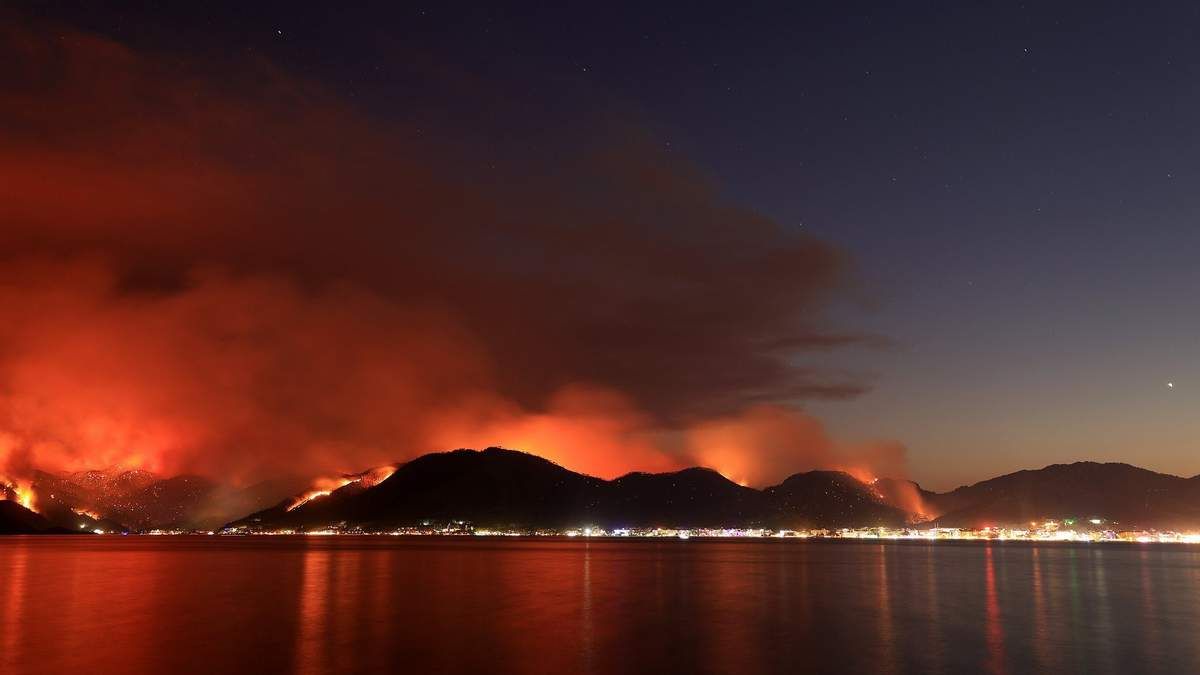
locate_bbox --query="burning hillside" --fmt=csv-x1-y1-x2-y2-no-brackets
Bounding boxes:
287,465,398,512
1,477,37,512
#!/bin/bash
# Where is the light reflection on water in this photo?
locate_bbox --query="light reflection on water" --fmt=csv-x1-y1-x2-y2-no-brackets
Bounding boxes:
296,542,330,675
2,537,1200,674
984,544,1004,675
1,541,27,670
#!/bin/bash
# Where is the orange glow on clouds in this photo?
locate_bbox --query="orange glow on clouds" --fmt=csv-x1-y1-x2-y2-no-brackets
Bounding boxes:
425,386,680,479
427,393,916,489
0,20,910,495
686,405,913,488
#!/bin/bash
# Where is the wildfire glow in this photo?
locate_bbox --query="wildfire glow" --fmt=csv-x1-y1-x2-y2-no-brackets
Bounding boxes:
287,478,354,511
286,465,397,512
842,467,878,485
71,507,103,520
1,477,38,513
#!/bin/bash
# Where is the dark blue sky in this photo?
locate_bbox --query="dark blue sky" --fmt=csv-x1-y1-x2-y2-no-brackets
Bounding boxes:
23,1,1200,487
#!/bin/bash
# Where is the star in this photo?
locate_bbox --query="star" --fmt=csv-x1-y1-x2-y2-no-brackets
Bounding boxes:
1167,382,1175,388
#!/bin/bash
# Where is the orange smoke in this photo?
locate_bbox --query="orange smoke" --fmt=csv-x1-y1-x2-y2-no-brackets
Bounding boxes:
685,405,915,489
887,481,932,520
0,256,916,497
0,257,491,483
425,386,680,478
431,398,922,497
0,19,906,495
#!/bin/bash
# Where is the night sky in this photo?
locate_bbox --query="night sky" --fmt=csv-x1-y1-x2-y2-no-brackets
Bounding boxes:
6,2,1200,490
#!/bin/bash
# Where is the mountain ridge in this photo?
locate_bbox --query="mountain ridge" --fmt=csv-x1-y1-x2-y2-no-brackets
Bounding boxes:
228,447,909,531
229,451,1200,533
9,452,1200,533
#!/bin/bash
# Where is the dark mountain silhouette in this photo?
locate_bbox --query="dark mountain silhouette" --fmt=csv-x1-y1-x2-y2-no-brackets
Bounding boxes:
927,462,1200,529
238,448,607,530
227,447,908,531
0,500,78,534
596,467,765,527
765,471,907,528
11,454,1200,535
33,500,128,534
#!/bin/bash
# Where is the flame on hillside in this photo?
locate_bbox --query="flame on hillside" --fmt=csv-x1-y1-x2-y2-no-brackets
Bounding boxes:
1,477,37,513
841,466,878,486
71,506,103,520
285,465,397,512
816,465,933,521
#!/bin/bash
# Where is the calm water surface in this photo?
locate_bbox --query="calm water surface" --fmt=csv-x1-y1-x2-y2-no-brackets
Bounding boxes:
2,536,1199,674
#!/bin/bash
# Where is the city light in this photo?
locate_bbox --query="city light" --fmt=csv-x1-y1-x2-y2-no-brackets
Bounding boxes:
214,518,1200,544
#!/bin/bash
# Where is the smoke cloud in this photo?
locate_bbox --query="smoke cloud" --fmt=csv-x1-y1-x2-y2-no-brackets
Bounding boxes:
0,20,907,487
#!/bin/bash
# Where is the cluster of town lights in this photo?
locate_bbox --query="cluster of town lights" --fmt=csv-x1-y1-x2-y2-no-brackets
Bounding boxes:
210,519,1200,544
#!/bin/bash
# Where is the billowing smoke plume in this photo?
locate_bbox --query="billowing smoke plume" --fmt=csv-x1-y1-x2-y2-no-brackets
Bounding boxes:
0,20,908,488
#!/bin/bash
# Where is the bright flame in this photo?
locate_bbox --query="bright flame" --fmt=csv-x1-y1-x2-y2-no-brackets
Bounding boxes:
360,465,397,487
844,470,934,521
71,507,103,520
285,465,397,512
1,478,37,513
286,478,354,512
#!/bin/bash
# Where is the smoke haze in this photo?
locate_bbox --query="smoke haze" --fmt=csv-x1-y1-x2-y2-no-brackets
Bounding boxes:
0,19,908,487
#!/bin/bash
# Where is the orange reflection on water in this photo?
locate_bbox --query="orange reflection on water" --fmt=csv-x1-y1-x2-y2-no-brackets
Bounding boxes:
1,540,29,671
4,538,1200,674
580,544,595,671
296,543,332,675
984,544,1006,674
